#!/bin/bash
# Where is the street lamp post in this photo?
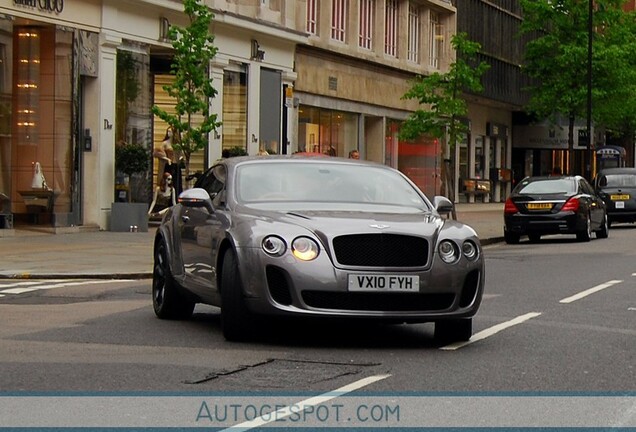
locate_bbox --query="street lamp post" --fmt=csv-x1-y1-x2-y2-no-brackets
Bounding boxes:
586,0,593,180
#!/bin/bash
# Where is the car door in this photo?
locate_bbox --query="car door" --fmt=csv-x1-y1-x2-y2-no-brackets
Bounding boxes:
179,165,227,301
580,178,604,227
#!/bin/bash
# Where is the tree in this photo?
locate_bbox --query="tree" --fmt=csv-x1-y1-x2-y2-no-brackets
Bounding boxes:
520,0,636,174
400,32,490,217
151,0,221,184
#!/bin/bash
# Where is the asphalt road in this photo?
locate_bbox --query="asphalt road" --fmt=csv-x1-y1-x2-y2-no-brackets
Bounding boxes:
0,227,634,428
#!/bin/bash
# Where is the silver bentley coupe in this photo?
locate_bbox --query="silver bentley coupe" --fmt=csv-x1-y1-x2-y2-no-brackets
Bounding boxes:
152,156,484,342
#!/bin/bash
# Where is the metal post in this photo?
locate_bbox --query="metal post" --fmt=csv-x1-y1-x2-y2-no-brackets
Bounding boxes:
586,0,593,180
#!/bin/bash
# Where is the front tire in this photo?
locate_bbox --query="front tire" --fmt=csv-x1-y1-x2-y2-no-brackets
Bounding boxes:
220,249,253,342
435,319,472,343
152,239,195,320
528,233,541,243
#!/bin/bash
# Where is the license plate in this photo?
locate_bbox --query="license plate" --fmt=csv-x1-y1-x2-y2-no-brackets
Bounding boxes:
527,202,552,210
611,194,630,201
348,274,419,292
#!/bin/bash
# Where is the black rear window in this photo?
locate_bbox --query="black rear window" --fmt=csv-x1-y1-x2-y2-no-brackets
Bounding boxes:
600,174,636,188
516,179,576,195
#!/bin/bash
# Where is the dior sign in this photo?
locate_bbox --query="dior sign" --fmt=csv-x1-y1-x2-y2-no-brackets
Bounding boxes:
13,0,64,14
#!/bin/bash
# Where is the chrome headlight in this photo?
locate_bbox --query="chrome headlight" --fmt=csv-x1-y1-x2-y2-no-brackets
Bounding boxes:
462,240,479,261
292,237,320,261
262,235,286,257
438,240,459,264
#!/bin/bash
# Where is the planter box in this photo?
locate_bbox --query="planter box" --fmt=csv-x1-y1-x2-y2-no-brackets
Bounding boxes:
110,202,148,232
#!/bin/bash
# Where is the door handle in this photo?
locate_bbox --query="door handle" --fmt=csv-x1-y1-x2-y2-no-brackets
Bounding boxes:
181,215,190,223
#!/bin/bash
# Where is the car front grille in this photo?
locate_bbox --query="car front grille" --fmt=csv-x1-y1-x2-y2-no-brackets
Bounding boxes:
302,291,454,312
332,234,428,267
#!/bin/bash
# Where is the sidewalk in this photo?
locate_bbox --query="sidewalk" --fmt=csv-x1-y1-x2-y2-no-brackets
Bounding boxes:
0,203,503,279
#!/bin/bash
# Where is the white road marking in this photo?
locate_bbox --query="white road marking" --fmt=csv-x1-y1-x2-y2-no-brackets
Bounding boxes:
219,374,391,431
0,279,133,295
559,280,623,304
440,312,542,351
0,279,67,288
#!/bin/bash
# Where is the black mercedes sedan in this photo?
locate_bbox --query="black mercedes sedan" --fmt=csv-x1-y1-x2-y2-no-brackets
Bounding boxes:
594,167,636,227
504,175,608,244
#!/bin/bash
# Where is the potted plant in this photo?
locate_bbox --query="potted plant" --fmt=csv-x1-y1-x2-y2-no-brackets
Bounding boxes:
112,142,150,232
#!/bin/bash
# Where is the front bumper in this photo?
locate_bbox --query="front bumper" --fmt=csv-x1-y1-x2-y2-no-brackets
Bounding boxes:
236,245,484,322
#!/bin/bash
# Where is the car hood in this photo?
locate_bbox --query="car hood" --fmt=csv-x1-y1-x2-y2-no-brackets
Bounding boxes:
278,209,444,237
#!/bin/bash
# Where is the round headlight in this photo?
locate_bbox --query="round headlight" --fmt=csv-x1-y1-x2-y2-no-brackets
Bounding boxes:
262,236,286,257
462,241,478,261
292,237,320,261
438,240,459,264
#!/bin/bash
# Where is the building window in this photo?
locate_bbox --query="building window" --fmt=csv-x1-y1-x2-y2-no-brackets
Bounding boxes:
407,3,420,63
306,0,317,35
385,0,398,57
331,0,346,42
429,12,443,69
298,105,358,157
359,0,373,50
222,67,248,153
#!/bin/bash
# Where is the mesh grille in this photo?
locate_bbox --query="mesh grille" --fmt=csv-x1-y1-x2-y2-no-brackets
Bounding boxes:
332,234,428,267
266,266,293,306
302,291,454,312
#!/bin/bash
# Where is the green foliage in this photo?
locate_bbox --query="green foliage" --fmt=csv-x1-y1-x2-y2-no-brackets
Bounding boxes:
399,33,490,151
151,0,221,178
520,0,636,136
226,146,248,157
116,143,149,176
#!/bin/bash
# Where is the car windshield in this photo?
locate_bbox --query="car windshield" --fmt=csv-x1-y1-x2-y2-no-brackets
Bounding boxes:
235,162,430,212
516,178,577,195
601,174,636,188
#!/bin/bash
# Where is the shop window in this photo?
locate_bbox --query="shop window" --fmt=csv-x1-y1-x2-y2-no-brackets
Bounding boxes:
298,105,358,157
222,67,247,153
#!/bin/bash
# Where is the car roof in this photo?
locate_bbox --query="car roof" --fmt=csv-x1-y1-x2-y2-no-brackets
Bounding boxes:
596,167,636,176
216,154,383,169
521,175,582,182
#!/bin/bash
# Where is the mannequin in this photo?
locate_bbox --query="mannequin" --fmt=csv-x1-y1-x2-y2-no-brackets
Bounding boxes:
148,172,177,217
153,127,176,187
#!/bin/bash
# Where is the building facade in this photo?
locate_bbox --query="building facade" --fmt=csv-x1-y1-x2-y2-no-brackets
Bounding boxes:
0,0,304,231
2,0,511,232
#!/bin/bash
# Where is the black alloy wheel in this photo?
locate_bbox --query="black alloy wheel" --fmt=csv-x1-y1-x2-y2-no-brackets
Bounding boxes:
596,213,609,239
152,239,195,320
220,249,254,342
576,213,592,242
435,318,472,343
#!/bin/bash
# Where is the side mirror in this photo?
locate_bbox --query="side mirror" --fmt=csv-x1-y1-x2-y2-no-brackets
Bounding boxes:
433,196,454,215
178,188,215,213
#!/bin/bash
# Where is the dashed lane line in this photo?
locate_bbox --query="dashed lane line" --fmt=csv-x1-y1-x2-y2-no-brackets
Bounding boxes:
559,280,623,304
439,312,543,351
0,279,134,295
219,374,392,431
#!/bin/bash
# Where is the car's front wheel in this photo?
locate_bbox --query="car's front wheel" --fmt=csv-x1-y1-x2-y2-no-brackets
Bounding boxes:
152,239,195,320
220,249,253,342
434,318,472,343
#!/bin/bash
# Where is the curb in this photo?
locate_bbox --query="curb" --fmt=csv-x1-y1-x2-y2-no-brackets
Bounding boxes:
0,272,152,280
